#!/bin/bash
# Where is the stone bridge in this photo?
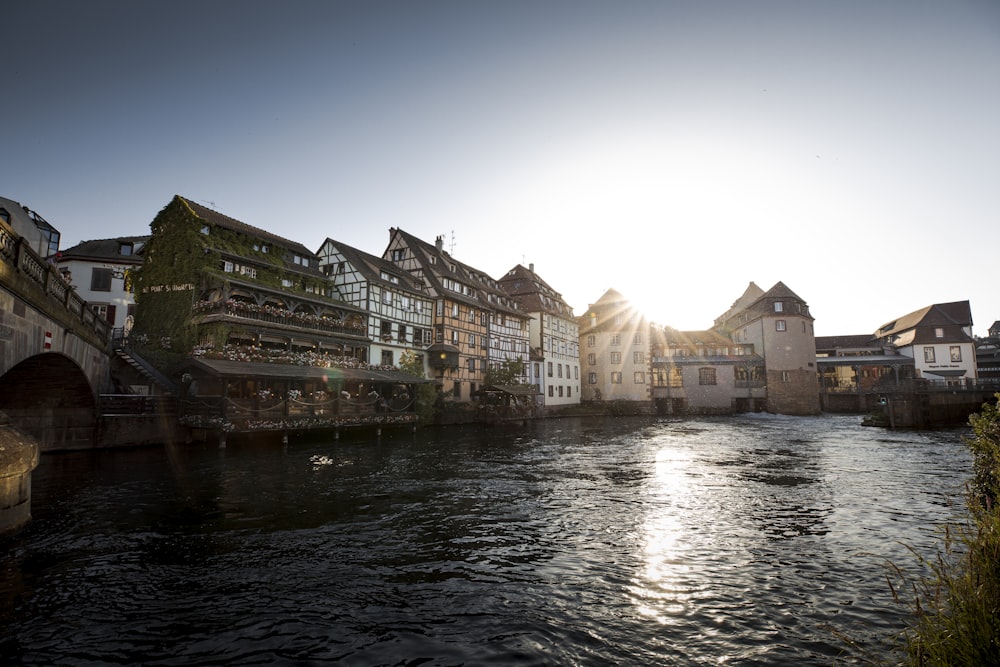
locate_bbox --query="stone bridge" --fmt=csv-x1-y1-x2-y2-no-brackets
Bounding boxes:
0,220,112,450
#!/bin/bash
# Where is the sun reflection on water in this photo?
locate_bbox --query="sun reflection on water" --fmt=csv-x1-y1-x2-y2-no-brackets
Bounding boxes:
629,445,701,624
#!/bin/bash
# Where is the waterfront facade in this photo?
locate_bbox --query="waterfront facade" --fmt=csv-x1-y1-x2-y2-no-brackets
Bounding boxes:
317,238,434,373
650,327,766,415
873,300,978,384
713,281,820,415
578,289,650,404
382,229,530,401
133,195,370,359
497,263,580,408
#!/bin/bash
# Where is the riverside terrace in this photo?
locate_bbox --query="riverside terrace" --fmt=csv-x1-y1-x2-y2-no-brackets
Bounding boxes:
176,345,430,445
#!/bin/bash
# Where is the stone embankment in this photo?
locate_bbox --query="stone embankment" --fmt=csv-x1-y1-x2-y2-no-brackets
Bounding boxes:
0,410,40,535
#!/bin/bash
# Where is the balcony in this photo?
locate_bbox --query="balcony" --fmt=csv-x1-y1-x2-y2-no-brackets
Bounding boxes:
193,299,366,339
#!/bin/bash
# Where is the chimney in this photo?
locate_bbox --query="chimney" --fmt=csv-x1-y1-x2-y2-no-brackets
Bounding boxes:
529,263,534,273
435,236,443,251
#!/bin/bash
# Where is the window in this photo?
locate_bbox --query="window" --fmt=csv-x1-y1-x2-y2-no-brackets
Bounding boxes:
924,347,936,363
775,320,786,332
118,242,133,256
240,265,257,279
468,333,475,347
451,330,459,345
382,290,393,304
558,386,564,397
452,382,461,398
558,364,563,378
611,372,622,384
774,301,783,312
547,362,553,377
381,350,393,366
380,320,392,339
437,300,444,317
391,248,405,261
781,371,791,383
611,334,621,346
634,371,645,384
549,385,554,397
92,303,116,324
935,328,944,338
587,335,596,347
451,303,459,318
222,260,234,273
398,325,407,342
588,372,597,384
588,353,596,365
950,346,962,362
610,352,622,364
634,333,642,345
633,351,644,363
469,308,476,322
90,267,113,291
282,279,293,288
698,368,717,385
468,358,475,373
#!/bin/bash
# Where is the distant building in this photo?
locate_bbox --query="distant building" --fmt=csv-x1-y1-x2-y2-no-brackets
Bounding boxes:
497,263,580,409
578,289,650,405
56,236,148,332
977,320,1000,383
713,281,820,415
650,327,766,415
0,196,61,257
873,300,978,384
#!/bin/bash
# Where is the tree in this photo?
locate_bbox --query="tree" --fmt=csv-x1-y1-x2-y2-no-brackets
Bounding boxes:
485,359,526,386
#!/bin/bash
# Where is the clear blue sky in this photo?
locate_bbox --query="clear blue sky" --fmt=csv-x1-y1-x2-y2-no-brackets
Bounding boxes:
4,1,998,336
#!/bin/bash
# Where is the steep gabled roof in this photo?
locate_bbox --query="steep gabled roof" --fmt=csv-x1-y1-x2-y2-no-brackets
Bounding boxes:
876,300,973,338
323,237,425,293
179,196,316,258
58,235,150,262
497,264,574,317
760,281,805,303
388,228,525,318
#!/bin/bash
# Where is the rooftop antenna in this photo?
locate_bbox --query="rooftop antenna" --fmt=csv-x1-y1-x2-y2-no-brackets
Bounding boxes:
198,199,217,209
448,230,456,255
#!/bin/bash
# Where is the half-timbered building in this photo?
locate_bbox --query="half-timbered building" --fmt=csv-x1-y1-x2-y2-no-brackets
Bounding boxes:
497,263,580,408
317,238,434,372
382,229,530,401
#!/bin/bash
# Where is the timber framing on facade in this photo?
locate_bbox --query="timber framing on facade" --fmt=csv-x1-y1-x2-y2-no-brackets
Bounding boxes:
497,263,580,408
382,228,531,401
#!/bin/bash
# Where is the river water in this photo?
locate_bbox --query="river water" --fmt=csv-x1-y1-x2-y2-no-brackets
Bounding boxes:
1,414,972,666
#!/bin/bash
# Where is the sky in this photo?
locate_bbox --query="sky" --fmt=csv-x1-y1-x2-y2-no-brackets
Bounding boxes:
4,1,999,336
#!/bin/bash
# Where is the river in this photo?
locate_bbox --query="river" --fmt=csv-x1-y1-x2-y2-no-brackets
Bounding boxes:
0,414,973,666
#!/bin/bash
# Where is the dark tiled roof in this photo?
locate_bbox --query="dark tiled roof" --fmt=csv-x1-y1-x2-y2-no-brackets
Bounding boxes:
876,300,973,337
179,196,316,258
815,334,878,351
325,238,425,293
497,264,574,317
58,236,150,262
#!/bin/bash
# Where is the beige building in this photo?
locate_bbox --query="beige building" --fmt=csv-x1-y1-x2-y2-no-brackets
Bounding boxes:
713,281,820,415
578,289,650,404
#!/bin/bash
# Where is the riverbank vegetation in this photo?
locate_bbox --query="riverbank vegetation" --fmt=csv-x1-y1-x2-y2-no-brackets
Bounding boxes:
891,393,1000,665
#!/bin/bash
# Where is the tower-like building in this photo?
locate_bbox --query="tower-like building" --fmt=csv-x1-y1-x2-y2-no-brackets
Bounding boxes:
713,281,819,415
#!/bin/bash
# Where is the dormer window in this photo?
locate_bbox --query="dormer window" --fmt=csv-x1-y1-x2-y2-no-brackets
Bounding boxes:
774,301,783,312
200,225,210,235
935,327,944,338
118,242,133,256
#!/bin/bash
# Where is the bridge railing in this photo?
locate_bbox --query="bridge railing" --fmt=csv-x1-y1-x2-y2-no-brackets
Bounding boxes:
0,219,112,344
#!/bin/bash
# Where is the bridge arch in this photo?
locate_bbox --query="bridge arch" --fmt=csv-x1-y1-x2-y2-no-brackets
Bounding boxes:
0,353,96,450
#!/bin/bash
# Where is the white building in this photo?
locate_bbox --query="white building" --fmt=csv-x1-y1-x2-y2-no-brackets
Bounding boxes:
497,264,580,408
874,300,978,384
57,236,148,333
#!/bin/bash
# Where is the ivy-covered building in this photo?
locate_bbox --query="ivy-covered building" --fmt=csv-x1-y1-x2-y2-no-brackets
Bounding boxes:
133,195,370,359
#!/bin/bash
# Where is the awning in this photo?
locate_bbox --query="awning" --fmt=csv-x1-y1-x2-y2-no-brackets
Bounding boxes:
480,384,541,397
923,369,967,378
187,358,431,383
